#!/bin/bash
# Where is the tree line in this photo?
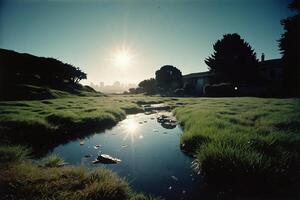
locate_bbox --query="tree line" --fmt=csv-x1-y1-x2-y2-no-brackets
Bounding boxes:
130,0,299,97
0,49,87,92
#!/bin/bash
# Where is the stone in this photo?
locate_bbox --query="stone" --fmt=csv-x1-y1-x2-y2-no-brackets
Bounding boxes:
57,162,68,167
171,175,179,181
157,112,177,129
93,154,121,164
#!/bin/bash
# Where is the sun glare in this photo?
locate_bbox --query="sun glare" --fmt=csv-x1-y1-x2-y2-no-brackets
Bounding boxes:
125,120,138,132
113,50,132,67
108,45,137,69
123,119,141,143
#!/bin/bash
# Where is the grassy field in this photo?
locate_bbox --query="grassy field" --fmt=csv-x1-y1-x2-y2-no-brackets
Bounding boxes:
0,95,168,155
0,95,300,198
0,146,160,200
174,97,300,195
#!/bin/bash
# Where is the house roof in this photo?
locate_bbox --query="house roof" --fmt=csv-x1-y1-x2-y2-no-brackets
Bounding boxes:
182,58,283,80
183,71,214,79
259,58,283,69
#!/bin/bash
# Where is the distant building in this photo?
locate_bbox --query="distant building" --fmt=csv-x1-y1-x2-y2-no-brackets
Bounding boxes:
259,58,283,83
183,54,284,96
182,71,214,95
258,57,283,96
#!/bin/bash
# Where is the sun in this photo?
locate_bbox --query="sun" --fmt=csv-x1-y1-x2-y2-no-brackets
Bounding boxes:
113,50,132,67
108,45,137,69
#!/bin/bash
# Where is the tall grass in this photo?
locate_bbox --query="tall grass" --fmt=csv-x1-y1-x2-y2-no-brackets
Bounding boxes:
0,145,30,165
174,97,300,193
39,154,65,168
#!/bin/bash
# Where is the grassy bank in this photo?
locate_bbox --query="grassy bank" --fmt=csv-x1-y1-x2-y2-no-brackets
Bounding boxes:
0,146,160,200
0,95,166,155
174,97,300,195
1,84,104,101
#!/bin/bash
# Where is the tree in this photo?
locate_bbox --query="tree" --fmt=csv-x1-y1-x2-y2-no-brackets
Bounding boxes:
128,87,143,94
279,0,300,96
0,48,87,89
155,65,182,92
138,78,157,95
205,33,259,85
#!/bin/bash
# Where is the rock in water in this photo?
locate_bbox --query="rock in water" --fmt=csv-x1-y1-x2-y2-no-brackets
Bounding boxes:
171,175,179,181
161,122,176,129
57,162,68,167
157,112,177,129
93,154,121,164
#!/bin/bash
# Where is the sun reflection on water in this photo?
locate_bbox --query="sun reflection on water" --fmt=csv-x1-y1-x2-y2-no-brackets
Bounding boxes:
122,118,141,143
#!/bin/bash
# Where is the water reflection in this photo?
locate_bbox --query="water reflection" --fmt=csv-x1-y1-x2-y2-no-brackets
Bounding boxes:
50,112,207,199
123,118,140,143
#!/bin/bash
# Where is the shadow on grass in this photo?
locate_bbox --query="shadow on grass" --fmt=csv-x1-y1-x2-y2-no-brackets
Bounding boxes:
0,115,126,157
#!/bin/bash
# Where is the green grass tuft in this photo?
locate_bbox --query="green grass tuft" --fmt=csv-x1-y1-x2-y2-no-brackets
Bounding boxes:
39,154,65,168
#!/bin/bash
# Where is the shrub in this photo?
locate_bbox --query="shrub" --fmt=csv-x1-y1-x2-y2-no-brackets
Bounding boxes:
204,83,237,97
174,88,184,97
0,145,30,165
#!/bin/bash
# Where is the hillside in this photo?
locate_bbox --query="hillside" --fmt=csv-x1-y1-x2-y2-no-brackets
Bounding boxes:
0,49,101,100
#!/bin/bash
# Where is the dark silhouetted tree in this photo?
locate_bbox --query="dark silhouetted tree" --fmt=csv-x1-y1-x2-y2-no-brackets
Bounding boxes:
279,0,300,96
0,48,87,91
138,78,157,95
155,65,182,92
205,33,259,85
128,88,137,94
128,87,143,94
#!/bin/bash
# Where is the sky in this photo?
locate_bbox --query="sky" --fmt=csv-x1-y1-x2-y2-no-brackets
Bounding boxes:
0,0,294,85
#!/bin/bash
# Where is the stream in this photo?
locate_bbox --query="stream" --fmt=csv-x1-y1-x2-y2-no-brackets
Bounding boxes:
49,107,210,199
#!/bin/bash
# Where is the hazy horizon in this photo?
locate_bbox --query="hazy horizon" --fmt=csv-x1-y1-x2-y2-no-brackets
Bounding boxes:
0,0,293,85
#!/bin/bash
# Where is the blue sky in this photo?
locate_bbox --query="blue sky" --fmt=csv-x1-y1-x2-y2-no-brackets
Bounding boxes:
0,0,293,85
